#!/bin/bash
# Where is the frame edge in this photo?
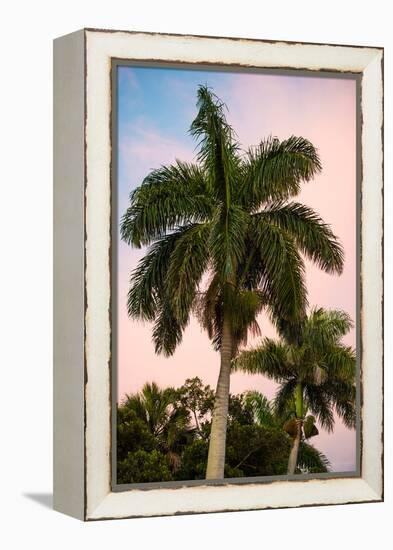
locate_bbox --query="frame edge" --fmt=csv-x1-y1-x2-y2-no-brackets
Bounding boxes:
53,29,86,521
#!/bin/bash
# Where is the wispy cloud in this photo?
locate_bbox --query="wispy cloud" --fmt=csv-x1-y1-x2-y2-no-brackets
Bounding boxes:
120,118,195,174
118,117,196,214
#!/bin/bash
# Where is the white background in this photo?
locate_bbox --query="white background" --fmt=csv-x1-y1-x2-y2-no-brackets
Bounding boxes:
0,1,391,548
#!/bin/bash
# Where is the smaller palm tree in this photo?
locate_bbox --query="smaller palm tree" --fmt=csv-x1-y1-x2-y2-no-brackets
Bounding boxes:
244,391,330,473
121,382,193,472
234,308,356,474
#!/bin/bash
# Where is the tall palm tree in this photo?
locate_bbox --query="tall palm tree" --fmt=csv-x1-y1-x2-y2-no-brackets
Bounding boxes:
121,85,344,479
244,390,330,473
234,308,356,474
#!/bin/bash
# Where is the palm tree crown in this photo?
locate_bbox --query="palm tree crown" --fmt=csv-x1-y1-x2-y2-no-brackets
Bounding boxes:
121,86,343,356
121,382,192,472
122,382,189,438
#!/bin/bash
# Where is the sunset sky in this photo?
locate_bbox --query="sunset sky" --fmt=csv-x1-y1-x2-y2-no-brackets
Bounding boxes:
115,65,357,472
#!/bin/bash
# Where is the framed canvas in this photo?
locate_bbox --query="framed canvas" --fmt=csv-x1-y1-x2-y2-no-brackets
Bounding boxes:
53,28,384,521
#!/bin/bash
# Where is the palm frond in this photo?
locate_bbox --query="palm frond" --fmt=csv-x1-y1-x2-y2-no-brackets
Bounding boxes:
298,442,331,473
259,201,344,274
304,385,335,432
324,344,356,382
274,379,297,418
233,338,294,381
152,298,187,357
193,273,221,339
190,85,240,205
127,225,193,321
241,135,322,209
209,203,249,280
321,379,356,429
120,161,212,247
166,223,210,322
303,308,353,349
251,218,308,319
244,391,277,428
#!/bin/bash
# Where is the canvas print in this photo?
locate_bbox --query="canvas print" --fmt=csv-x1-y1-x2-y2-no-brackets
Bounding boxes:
113,64,358,486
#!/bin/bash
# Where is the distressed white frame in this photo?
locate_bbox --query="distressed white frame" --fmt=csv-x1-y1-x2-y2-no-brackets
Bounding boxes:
54,29,383,521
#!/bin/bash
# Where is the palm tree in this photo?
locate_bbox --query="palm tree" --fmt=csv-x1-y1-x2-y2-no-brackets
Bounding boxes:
121,85,344,479
245,390,330,473
122,382,192,472
234,308,356,474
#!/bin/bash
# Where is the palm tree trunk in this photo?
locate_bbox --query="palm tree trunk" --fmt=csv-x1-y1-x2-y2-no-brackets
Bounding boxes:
287,419,302,474
288,383,304,474
206,314,233,479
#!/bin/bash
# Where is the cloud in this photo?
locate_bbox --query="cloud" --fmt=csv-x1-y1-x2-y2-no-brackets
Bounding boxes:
118,67,141,91
119,118,195,182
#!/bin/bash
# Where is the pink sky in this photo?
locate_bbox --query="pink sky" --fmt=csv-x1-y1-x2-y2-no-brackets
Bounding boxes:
116,68,357,471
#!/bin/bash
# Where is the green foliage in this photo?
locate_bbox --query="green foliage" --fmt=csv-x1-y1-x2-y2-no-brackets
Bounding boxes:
244,391,276,428
227,393,253,425
233,338,295,381
250,216,307,319
174,377,214,437
240,136,322,208
126,228,186,321
121,161,211,247
121,382,186,438
117,378,330,483
165,223,210,322
118,450,173,484
116,408,156,462
297,442,330,473
177,439,209,480
260,202,344,274
225,421,289,477
117,394,176,484
241,390,330,475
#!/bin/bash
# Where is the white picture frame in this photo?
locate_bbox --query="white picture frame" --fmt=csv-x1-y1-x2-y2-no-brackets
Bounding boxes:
53,28,383,521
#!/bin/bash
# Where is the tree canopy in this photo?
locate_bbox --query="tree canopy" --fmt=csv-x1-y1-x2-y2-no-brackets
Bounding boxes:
117,378,330,484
